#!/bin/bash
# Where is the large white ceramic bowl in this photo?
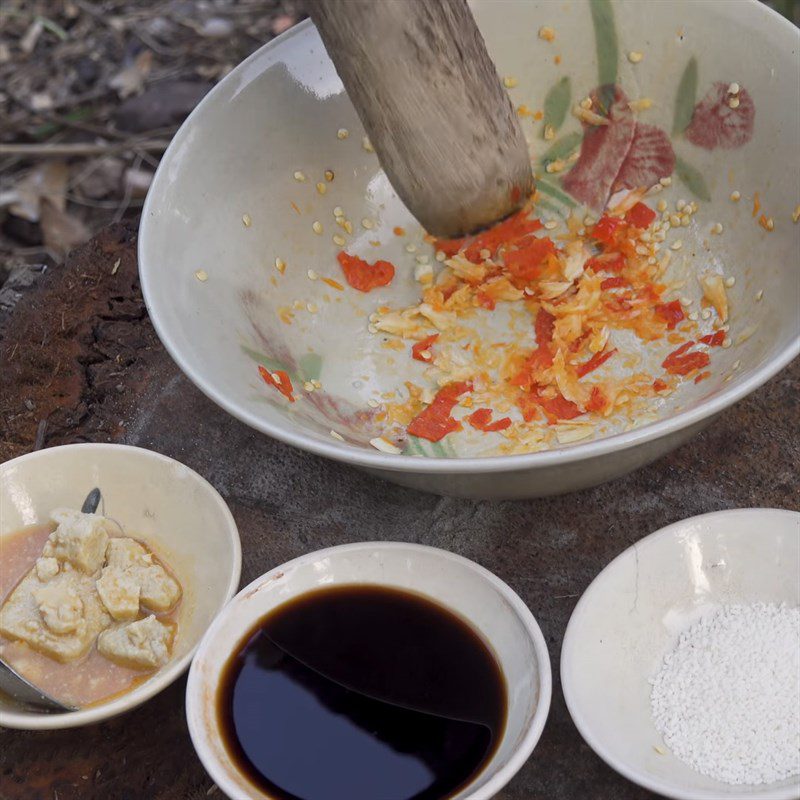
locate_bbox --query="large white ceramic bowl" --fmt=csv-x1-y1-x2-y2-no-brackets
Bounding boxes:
0,444,241,729
139,0,799,498
186,542,551,800
561,508,800,800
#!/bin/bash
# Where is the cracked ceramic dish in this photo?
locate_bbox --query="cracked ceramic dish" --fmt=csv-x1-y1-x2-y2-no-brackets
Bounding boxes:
186,542,551,800
0,444,241,729
139,0,799,498
561,508,800,800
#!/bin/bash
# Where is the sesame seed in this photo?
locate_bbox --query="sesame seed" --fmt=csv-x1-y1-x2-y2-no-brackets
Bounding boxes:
681,217,691,227
657,199,667,212
337,128,349,139
792,204,800,223
730,190,741,202
728,96,740,109
333,206,344,218
544,220,558,230
303,381,315,392
194,269,208,282
330,430,344,441
362,135,374,152
733,359,741,370
648,256,657,265
701,308,712,319
724,276,736,288
367,323,378,333
755,289,764,301
344,220,353,234
538,25,555,41
628,51,644,63
670,240,683,250
367,398,380,408
660,177,672,186
580,97,593,110
274,257,286,274
544,124,555,141
316,182,326,195
722,338,732,349
415,254,429,265
418,350,432,361
676,199,686,211
711,222,724,235
242,213,252,227
307,269,318,280
405,243,417,253
688,311,699,321
635,244,649,255
670,214,681,227
689,201,698,213
524,287,535,296
728,82,740,95
293,171,306,182
361,218,374,230
370,436,402,455
312,221,323,235
333,234,346,246
311,379,321,388
324,169,335,182
503,76,518,88
306,302,318,313
766,217,775,231
435,250,446,262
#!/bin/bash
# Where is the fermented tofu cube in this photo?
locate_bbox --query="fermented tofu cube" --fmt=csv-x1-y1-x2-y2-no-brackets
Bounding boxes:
96,567,141,621
35,557,59,582
97,615,173,670
139,565,181,612
0,571,110,662
35,579,84,634
105,538,180,612
43,508,109,574
105,537,151,569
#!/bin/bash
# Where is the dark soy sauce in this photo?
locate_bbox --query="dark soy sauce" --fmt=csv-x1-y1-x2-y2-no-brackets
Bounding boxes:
217,585,507,800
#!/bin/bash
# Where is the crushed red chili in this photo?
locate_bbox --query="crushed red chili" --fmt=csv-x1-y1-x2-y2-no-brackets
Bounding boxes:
407,382,471,442
600,276,626,290
258,365,295,402
466,408,512,432
576,347,617,378
655,300,686,330
662,342,710,376
699,330,726,347
411,334,439,362
337,251,395,292
625,202,657,229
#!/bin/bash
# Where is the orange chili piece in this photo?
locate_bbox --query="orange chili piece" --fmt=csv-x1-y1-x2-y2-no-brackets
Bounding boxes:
337,251,395,292
662,342,710,376
699,331,726,347
466,408,512,432
600,276,626,290
624,202,657,229
576,348,617,378
655,300,686,330
407,382,471,442
590,215,624,246
258,365,295,402
585,386,609,413
411,334,439,362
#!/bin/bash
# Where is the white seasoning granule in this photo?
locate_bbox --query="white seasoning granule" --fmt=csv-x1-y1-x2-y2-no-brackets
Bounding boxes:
730,190,741,202
728,81,740,95
724,276,736,288
336,128,349,140
502,76,518,89
651,603,800,786
312,221,323,235
333,206,344,218
728,96,740,109
194,269,208,282
659,176,672,187
544,220,558,230
755,289,764,301
627,50,644,63
242,214,252,228
293,171,306,182
711,222,724,235
316,182,326,195
361,218,374,230
330,430,344,441
307,269,318,281
333,234,346,246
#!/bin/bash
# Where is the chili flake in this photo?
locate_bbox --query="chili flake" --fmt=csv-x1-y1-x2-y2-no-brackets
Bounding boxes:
258,365,295,402
337,251,395,292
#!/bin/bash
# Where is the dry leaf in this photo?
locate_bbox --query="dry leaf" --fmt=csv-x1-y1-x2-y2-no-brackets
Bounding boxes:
20,19,44,54
77,157,124,199
9,161,69,222
109,50,153,98
123,167,154,198
40,199,90,259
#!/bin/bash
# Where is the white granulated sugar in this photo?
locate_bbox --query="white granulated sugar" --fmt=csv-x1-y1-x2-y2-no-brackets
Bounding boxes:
651,603,800,785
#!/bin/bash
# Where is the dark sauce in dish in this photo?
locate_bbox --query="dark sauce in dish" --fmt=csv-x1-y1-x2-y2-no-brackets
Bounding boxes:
216,585,507,800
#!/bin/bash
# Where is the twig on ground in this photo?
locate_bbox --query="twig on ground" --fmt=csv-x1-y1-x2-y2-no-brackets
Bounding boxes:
0,140,171,156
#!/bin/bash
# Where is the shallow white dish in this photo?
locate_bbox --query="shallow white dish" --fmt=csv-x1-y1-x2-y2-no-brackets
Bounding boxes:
139,0,800,498
0,443,241,730
561,508,800,800
186,541,551,800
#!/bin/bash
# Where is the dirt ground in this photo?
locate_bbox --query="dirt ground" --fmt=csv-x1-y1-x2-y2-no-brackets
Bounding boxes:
0,0,305,284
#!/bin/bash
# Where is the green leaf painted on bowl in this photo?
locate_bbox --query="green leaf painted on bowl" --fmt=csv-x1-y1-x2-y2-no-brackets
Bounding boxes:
674,155,711,201
539,132,583,166
298,352,322,382
241,345,294,379
542,77,571,137
536,178,577,210
673,56,698,135
590,0,618,88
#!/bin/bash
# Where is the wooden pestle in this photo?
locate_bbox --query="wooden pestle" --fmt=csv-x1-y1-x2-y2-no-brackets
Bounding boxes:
307,0,533,239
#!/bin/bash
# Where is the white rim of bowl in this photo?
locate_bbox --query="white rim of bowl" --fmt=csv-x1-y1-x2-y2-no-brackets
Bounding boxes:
560,508,800,800
0,442,242,730
138,10,800,476
186,541,552,800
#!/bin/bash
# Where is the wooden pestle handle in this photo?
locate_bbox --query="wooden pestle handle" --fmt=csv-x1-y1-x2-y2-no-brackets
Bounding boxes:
307,0,533,239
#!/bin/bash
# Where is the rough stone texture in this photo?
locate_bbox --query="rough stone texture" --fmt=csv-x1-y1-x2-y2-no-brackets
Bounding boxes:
0,229,798,799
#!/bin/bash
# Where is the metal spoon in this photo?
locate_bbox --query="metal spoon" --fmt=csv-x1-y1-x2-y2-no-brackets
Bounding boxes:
0,487,103,713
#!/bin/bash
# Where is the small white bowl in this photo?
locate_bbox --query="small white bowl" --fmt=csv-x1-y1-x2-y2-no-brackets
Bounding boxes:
561,508,800,800
0,443,241,729
186,542,551,800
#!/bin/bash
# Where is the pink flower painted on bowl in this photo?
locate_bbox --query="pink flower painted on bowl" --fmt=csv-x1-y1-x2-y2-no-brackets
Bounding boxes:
685,82,755,150
562,85,674,212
